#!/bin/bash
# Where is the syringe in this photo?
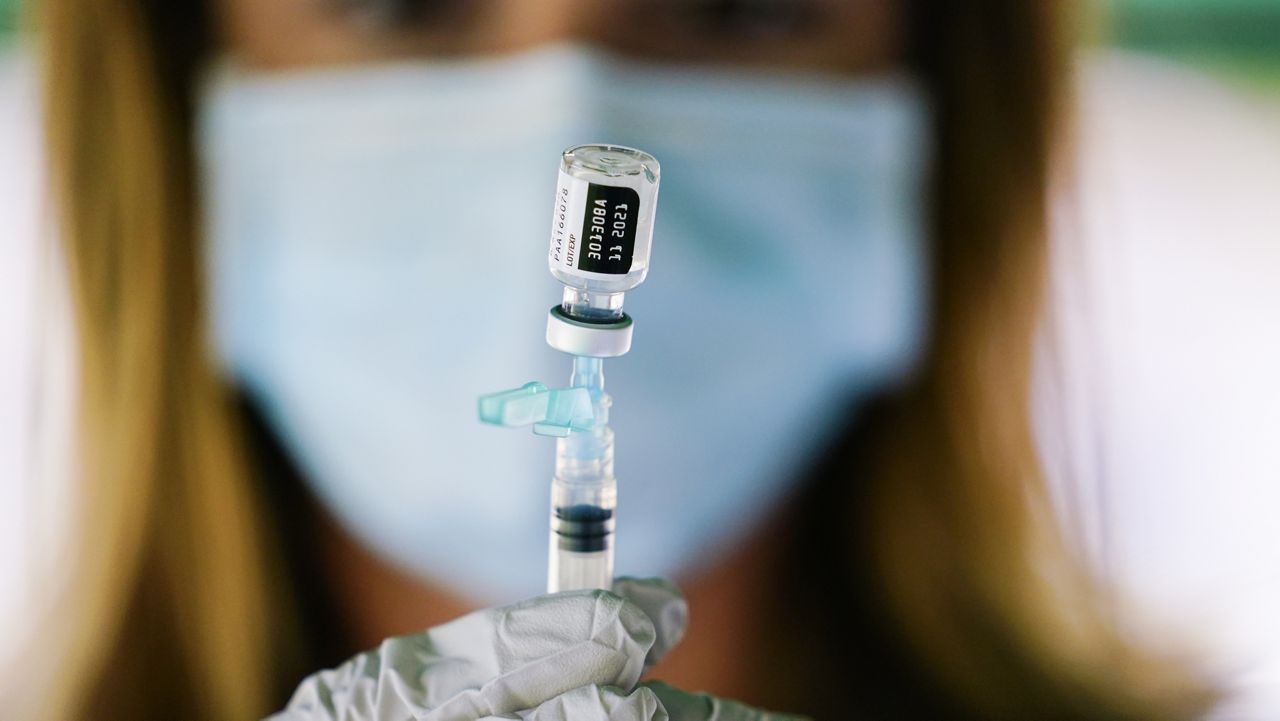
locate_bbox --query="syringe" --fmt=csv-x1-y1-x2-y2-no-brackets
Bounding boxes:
547,355,616,591
479,144,661,594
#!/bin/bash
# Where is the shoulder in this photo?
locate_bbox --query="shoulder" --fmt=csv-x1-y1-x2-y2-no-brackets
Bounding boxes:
0,45,78,682
0,47,42,233
1057,52,1280,465
1061,53,1280,429
0,46,45,485
0,45,45,483
1047,51,1280,476
1072,51,1280,251
1042,52,1280,719
0,46,40,186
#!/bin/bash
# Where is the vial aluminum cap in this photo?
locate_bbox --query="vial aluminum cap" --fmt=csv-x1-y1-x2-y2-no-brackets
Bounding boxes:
547,144,660,294
546,306,634,358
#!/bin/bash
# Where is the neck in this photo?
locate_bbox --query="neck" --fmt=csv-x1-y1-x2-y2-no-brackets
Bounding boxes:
655,511,792,698
316,508,477,650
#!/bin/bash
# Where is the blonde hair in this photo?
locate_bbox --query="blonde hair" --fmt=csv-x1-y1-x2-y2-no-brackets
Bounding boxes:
33,0,1212,719
37,0,293,717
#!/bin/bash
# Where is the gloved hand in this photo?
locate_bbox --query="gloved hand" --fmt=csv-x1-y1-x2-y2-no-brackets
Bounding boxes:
268,577,803,721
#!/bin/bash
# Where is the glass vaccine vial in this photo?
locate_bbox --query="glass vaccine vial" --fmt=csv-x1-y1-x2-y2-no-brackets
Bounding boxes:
547,144,660,322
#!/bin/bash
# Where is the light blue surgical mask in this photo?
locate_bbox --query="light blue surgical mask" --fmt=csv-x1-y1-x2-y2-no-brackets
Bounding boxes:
200,44,929,603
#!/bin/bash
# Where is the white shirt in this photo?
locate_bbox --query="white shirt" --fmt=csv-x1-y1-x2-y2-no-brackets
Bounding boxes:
0,47,47,666
1,48,1278,717
1039,54,1280,719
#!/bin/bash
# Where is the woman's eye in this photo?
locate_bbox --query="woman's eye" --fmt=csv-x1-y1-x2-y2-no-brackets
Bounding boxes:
328,0,471,28
605,0,838,63
677,0,825,41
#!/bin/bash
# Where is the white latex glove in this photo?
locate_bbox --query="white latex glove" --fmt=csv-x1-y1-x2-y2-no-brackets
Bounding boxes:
269,577,803,721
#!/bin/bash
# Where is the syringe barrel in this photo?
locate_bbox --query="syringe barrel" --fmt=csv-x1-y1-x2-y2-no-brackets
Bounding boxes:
548,530,613,593
547,384,616,593
547,478,616,593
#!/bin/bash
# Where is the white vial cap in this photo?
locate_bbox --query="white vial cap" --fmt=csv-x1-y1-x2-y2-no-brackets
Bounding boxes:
545,306,634,358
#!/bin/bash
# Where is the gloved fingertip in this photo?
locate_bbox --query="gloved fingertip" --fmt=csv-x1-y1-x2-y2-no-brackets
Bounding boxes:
628,685,669,721
506,684,669,720
640,681,811,721
640,681,713,721
611,578,688,667
612,576,684,601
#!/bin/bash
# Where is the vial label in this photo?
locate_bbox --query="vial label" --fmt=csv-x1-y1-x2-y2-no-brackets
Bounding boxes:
548,170,640,276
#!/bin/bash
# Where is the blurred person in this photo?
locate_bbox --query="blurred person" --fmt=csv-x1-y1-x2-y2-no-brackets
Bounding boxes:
0,0,1278,719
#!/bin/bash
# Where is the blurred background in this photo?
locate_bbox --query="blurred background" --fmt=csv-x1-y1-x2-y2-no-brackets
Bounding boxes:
4,0,1278,99
1105,0,1280,96
0,1,1276,718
